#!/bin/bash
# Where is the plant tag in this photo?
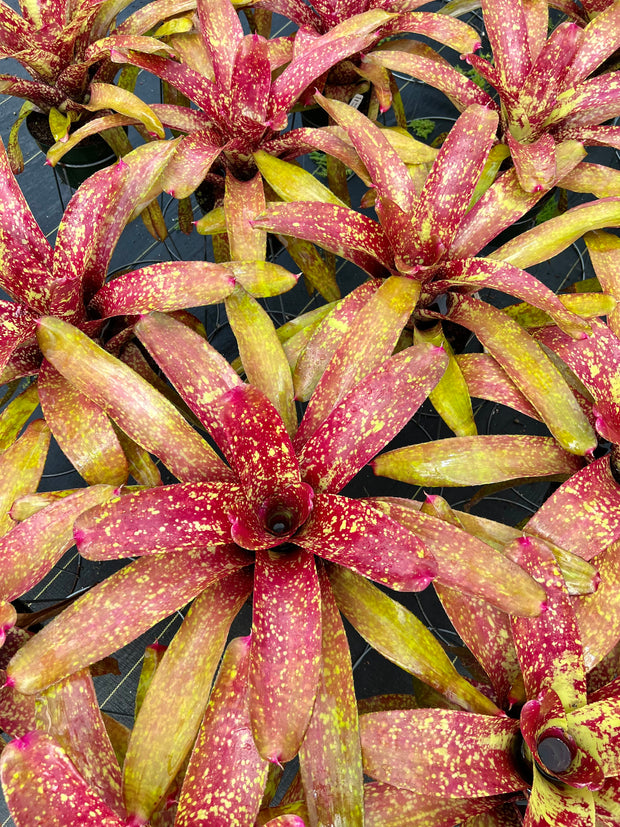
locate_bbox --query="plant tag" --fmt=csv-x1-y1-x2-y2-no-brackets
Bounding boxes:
349,93,364,110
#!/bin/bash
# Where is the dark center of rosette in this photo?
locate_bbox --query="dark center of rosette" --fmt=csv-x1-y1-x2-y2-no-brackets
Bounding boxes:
265,505,295,537
537,735,573,775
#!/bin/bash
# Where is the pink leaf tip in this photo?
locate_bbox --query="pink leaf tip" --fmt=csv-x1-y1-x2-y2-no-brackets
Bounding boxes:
12,731,37,751
166,189,175,197
462,54,473,64
592,570,602,591
539,600,549,613
45,158,52,166
424,493,438,504
2,674,15,689
533,185,544,193
269,753,284,768
518,536,532,547
73,526,86,546
117,157,128,170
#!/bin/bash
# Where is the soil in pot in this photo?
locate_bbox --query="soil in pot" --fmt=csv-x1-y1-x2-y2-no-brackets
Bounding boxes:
26,110,118,189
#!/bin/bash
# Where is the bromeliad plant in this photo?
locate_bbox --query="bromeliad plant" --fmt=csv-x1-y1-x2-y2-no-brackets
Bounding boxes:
366,0,620,191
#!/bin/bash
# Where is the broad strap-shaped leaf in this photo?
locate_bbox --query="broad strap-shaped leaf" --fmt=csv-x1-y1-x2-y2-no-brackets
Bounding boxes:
196,0,244,90
299,343,447,494
360,707,522,797
411,105,498,260
36,316,230,483
584,229,620,336
253,202,393,279
296,276,421,447
0,419,50,537
268,10,392,121
433,258,589,339
574,539,620,671
298,566,363,827
38,359,128,486
315,93,416,212
223,261,299,298
373,497,544,616
490,197,620,270
296,493,436,592
373,434,583,487
158,129,223,200
450,141,586,259
135,310,241,433
35,669,123,816
366,46,494,112
89,261,235,318
123,569,253,823
6,543,251,695
536,320,620,443
254,149,347,208
250,548,321,763
0,382,39,452
225,289,297,436
74,481,246,559
505,130,557,194
0,138,53,313
1,484,115,603
524,765,595,827
224,170,267,261
526,456,620,562
293,278,382,403
83,81,165,139
456,353,541,421
414,323,476,437
566,1,620,85
0,302,38,377
444,294,596,455
363,781,513,827
53,139,179,306
0,628,35,738
175,636,270,827
510,536,586,710
0,732,126,827
328,564,500,715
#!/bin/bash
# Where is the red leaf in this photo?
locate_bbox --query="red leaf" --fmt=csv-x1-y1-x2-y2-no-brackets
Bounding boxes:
250,548,321,763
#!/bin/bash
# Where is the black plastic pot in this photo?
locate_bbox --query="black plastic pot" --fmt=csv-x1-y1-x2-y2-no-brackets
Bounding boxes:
26,111,118,189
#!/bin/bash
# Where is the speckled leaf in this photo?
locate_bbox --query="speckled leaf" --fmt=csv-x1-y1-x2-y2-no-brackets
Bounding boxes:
316,94,416,212
445,294,596,455
574,539,620,671
373,434,583,487
363,781,512,827
123,570,253,822
158,130,222,201
414,324,476,437
268,11,391,120
135,310,241,434
90,261,235,318
225,289,297,435
0,304,38,375
360,708,521,797
53,139,179,306
0,732,126,827
367,47,493,111
195,0,243,89
36,316,229,483
435,258,589,339
525,766,594,827
373,497,544,616
224,261,299,298
0,419,50,538
0,139,53,312
536,319,620,443
74,480,246,559
84,81,165,139
456,353,542,421
35,669,123,815
296,276,421,447
566,693,620,778
506,131,557,194
1,484,115,604
0,602,17,646
224,170,267,262
6,543,251,695
450,141,586,259
38,360,128,487
509,536,586,710
298,566,363,827
490,197,620,271
0,382,38,452
328,564,500,715
526,456,620,562
584,230,620,335
250,548,321,763
0,628,35,738
294,279,382,402
174,636,268,827
299,343,447,494
296,493,436,592
232,34,271,123
253,202,392,278
412,105,498,256
134,643,167,718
